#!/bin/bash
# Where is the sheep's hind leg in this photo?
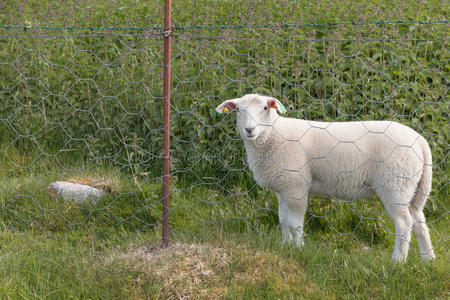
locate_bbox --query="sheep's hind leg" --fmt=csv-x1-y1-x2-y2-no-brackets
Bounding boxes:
409,207,436,260
381,200,413,261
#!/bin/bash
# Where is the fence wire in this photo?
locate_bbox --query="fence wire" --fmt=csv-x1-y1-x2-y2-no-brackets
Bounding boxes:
0,22,448,257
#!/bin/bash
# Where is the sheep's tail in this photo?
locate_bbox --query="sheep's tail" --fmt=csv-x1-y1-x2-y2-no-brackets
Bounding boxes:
410,137,433,210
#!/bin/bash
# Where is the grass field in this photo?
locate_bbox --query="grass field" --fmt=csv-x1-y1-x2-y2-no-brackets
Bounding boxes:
1,0,449,298
1,230,448,299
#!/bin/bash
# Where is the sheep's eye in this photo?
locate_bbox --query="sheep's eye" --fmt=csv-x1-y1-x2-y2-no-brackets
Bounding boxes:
236,107,240,112
263,106,268,110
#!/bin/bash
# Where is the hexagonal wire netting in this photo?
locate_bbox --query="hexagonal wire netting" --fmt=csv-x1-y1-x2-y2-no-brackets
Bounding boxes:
0,22,448,258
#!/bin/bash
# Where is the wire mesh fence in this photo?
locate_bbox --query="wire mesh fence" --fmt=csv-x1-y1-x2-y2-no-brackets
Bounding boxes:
0,20,448,257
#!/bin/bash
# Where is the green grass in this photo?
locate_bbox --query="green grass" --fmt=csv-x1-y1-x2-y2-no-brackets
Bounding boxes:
0,0,449,298
0,229,448,299
0,156,448,298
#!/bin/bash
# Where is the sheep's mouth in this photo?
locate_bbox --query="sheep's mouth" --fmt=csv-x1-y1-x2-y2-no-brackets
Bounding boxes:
245,134,256,139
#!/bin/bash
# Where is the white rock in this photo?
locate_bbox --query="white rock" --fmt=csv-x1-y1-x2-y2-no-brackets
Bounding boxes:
49,181,105,203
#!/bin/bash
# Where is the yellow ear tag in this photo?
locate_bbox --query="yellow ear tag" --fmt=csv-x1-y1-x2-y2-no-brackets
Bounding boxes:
223,107,229,113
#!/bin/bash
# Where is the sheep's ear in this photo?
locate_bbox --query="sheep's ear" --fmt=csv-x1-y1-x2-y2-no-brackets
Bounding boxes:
268,98,287,114
216,100,237,114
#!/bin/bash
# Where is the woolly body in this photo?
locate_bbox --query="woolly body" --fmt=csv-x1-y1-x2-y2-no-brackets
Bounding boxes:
216,94,435,261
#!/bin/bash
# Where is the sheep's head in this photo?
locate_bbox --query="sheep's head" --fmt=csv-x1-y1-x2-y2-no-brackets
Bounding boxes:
216,94,285,143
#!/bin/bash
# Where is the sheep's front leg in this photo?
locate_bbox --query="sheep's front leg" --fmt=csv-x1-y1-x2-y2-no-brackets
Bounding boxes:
276,193,292,243
286,194,308,247
278,192,308,247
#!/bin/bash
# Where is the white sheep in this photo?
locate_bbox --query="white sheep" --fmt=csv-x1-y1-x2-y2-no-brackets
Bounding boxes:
216,94,436,261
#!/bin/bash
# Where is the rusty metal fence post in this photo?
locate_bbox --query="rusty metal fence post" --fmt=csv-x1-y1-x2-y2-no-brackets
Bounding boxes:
162,0,172,247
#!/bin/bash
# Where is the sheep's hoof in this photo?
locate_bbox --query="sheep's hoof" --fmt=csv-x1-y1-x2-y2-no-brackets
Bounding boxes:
281,236,292,244
391,251,407,262
421,253,436,261
295,239,305,247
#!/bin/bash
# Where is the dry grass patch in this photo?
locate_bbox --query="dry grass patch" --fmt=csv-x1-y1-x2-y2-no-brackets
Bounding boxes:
67,176,116,193
109,242,230,298
107,242,323,299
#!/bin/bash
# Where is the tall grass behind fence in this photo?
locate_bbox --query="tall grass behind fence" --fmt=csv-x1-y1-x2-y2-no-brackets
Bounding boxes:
0,20,448,253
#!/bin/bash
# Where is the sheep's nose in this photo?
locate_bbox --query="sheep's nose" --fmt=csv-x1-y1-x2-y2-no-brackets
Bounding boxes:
245,127,254,134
